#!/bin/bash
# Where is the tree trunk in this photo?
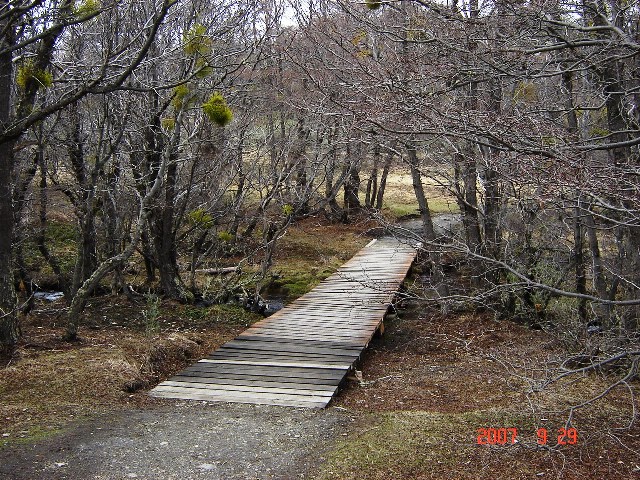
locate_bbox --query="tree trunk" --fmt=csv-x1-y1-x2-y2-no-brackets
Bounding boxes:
0,14,18,353
0,139,18,353
324,127,342,220
152,158,190,302
103,161,125,294
573,199,588,322
13,154,38,308
343,144,362,218
407,143,449,304
375,145,394,210
36,144,65,291
584,209,612,325
365,144,380,209
455,152,482,253
72,213,98,296
407,144,435,240
293,119,310,214
562,69,588,322
67,104,99,296
230,133,246,238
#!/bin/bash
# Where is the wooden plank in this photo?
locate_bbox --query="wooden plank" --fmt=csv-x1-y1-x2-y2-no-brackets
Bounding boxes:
150,385,330,408
171,374,338,389
181,365,346,381
234,331,371,344
234,335,364,348
245,322,383,333
250,316,386,327
160,381,336,397
207,350,356,363
182,363,345,378
243,326,379,337
233,335,362,350
238,332,371,343
203,355,351,367
241,325,381,336
198,358,351,370
211,345,354,360
222,339,362,356
242,325,376,337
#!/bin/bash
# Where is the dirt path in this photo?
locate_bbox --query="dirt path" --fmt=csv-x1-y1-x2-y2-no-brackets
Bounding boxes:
0,401,353,479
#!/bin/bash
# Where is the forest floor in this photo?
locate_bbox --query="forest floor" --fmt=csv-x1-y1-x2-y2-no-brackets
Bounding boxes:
0,198,638,478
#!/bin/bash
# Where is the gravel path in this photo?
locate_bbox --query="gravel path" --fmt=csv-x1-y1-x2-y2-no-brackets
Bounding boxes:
0,401,355,480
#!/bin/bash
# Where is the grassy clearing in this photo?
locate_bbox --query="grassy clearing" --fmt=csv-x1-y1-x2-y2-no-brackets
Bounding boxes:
319,404,638,479
380,172,458,220
318,410,542,480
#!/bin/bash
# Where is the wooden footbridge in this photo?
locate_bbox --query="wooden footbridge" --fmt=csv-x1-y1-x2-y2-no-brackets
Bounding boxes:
150,238,417,408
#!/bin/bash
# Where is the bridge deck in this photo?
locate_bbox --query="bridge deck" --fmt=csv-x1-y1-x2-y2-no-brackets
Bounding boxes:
150,238,416,408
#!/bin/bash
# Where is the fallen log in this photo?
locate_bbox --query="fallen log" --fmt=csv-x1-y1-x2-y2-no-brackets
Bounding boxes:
195,266,240,275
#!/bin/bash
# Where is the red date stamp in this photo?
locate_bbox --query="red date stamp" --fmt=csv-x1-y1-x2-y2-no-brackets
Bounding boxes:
477,427,578,446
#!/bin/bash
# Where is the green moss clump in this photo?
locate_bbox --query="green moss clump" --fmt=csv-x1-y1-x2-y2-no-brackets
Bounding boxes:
217,231,234,242
366,0,382,9
282,204,294,216
188,208,214,229
202,92,233,127
73,0,100,18
161,117,176,131
589,127,610,138
16,60,53,91
171,84,190,109
195,58,213,78
184,23,211,56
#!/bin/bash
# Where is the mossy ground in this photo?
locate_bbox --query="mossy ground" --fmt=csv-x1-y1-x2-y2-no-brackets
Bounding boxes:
21,220,78,282
266,217,372,299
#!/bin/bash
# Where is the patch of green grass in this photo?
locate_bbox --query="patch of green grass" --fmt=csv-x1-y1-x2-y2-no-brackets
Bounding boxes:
269,264,337,299
0,425,63,448
269,222,369,299
317,410,540,480
277,274,320,297
380,172,458,220
45,220,78,245
22,220,78,277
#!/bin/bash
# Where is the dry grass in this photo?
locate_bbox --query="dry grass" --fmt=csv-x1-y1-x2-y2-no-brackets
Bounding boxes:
0,298,256,447
322,309,640,479
381,172,458,219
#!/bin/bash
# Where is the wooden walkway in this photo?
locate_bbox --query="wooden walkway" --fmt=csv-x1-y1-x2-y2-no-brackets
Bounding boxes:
150,238,416,408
